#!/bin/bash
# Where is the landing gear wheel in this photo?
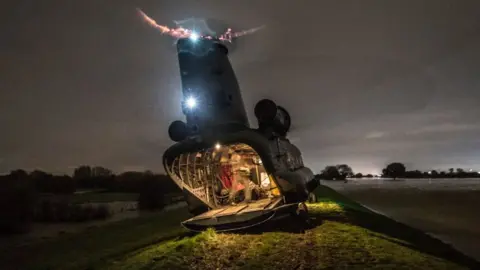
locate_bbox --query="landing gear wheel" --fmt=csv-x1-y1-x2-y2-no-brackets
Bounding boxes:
296,202,309,219
307,192,317,203
292,202,313,230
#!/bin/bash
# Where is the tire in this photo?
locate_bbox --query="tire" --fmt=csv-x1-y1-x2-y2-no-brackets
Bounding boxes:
296,202,309,218
295,202,313,229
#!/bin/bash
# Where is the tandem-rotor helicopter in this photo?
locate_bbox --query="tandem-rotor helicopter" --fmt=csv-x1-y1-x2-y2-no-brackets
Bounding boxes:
162,34,320,232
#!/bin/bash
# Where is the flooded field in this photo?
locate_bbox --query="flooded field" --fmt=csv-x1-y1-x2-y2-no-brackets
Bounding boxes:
326,178,480,191
324,178,480,260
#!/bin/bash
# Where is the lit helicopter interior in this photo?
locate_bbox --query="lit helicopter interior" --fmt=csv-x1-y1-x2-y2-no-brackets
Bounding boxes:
170,143,281,208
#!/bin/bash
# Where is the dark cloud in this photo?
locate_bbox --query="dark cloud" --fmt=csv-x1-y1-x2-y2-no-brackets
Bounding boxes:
1,0,480,174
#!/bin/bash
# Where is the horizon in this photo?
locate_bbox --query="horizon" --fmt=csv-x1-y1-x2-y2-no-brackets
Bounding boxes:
2,1,480,175
2,164,479,177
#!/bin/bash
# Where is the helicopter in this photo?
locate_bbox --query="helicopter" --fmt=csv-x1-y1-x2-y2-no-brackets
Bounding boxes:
163,37,320,231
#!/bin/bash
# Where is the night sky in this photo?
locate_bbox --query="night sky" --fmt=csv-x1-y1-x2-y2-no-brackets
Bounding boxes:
1,0,480,174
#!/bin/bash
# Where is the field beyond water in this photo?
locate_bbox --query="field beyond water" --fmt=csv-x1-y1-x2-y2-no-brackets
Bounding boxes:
1,185,478,270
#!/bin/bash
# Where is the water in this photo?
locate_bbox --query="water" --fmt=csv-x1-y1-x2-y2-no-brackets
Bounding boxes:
324,178,480,191
323,178,480,260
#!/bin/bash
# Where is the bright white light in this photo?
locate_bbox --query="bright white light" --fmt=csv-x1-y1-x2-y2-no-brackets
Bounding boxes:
189,32,199,42
215,143,221,150
186,96,197,109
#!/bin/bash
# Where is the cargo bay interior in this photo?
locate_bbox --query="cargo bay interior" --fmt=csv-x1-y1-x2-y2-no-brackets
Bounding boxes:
171,143,281,208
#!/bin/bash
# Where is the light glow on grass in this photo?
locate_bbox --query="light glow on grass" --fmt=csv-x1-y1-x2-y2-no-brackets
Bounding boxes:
307,201,344,214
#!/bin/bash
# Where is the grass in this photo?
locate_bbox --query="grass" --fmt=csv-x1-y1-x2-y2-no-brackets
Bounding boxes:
1,185,479,269
0,210,191,270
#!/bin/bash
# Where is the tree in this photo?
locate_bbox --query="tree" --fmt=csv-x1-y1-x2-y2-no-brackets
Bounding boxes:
74,166,114,189
30,170,49,179
405,170,422,178
73,166,92,179
92,166,112,177
336,164,353,178
354,173,363,178
0,173,37,233
383,162,406,180
455,168,467,178
319,166,343,180
30,170,51,193
138,175,166,211
9,169,28,180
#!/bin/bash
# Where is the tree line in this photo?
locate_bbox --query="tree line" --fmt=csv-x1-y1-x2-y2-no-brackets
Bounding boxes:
2,166,180,194
318,163,480,180
0,166,181,234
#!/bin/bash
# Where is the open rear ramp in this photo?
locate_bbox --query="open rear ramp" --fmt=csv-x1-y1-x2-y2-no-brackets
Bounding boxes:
182,198,284,232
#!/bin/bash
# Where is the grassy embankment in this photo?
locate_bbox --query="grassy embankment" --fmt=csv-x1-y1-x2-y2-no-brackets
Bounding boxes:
1,185,478,270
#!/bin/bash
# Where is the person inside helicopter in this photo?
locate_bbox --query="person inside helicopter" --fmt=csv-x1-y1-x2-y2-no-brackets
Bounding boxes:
228,152,255,204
